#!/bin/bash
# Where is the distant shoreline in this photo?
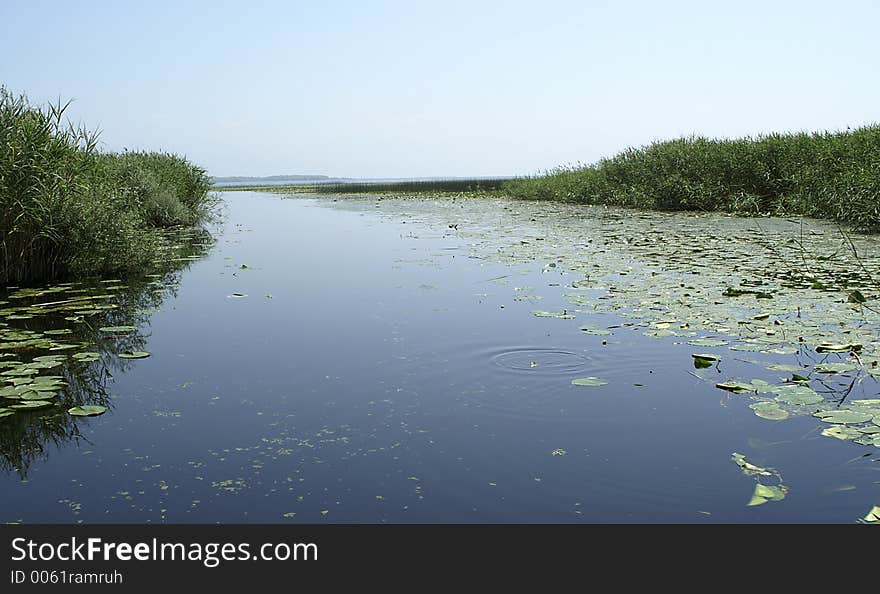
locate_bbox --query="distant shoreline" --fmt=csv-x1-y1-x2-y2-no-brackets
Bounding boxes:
211,174,330,184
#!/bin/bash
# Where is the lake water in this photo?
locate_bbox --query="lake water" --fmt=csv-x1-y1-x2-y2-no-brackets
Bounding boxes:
2,191,880,523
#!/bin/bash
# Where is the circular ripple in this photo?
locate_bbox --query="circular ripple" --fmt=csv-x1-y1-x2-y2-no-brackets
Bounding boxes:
490,347,592,375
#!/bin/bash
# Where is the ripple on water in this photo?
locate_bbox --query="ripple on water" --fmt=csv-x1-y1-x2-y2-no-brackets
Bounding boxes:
489,347,593,376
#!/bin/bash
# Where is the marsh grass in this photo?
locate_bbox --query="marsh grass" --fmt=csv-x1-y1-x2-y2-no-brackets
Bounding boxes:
0,87,213,285
505,127,880,230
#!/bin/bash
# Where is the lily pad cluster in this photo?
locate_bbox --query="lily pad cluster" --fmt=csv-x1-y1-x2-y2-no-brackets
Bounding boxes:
731,452,788,507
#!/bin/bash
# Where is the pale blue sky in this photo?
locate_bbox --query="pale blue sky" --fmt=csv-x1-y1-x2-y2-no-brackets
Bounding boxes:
2,0,878,177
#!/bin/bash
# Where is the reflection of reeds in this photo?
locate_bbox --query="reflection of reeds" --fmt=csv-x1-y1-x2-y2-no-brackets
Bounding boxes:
0,86,214,285
0,228,213,478
506,127,880,230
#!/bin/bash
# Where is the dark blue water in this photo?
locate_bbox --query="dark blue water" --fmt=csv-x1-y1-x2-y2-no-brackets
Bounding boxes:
1,192,877,523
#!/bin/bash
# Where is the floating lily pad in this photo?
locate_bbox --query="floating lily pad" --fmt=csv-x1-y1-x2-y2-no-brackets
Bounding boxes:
773,385,823,405
814,362,857,374
822,425,863,440
119,351,151,359
533,310,575,319
750,402,789,420
862,506,880,524
688,338,728,347
227,293,248,298
747,483,787,506
814,410,873,424
816,343,861,353
731,452,771,476
99,326,137,333
10,400,53,410
20,390,56,400
571,377,608,387
851,399,880,406
716,381,755,394
68,405,107,417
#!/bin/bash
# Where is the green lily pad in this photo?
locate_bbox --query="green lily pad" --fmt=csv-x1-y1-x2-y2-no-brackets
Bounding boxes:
814,410,873,424
688,338,728,347
816,343,861,353
862,506,880,524
766,363,804,372
68,405,107,417
854,434,880,447
99,326,137,333
227,293,248,299
750,402,789,420
571,377,608,387
731,452,771,476
851,399,880,406
0,410,14,419
821,425,863,440
533,310,575,319
747,483,787,506
773,385,823,405
119,351,151,359
847,290,867,304
814,362,857,374
716,381,755,394
20,390,56,400
10,400,53,410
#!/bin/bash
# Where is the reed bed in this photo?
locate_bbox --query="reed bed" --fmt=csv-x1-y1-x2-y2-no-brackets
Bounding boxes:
504,127,880,230
0,87,212,285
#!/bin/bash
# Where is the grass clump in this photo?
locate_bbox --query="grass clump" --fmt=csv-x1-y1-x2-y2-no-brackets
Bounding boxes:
0,86,213,285
505,126,880,230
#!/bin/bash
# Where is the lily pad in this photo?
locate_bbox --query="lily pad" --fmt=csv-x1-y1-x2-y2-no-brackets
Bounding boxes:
750,402,789,421
716,381,755,394
571,377,608,387
533,310,575,319
688,338,728,347
814,362,857,374
68,405,107,417
773,385,823,405
99,326,137,333
816,343,861,353
814,410,873,424
862,506,880,524
10,400,53,410
119,351,151,359
747,483,787,506
821,425,863,440
731,452,771,476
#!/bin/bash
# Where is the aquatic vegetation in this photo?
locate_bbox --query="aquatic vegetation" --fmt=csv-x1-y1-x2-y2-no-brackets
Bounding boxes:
731,453,788,507
505,126,880,230
0,86,214,284
0,227,212,478
571,377,608,387
68,405,107,417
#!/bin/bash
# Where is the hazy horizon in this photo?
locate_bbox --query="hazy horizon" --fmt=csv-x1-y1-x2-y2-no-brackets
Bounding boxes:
3,0,878,178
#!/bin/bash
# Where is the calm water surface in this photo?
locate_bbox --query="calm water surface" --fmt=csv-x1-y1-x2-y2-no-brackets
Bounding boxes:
2,192,879,523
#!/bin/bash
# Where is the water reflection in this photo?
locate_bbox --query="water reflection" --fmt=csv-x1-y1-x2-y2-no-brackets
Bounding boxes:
0,228,214,478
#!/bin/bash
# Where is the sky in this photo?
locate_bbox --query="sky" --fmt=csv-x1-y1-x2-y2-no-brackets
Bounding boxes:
2,0,879,178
